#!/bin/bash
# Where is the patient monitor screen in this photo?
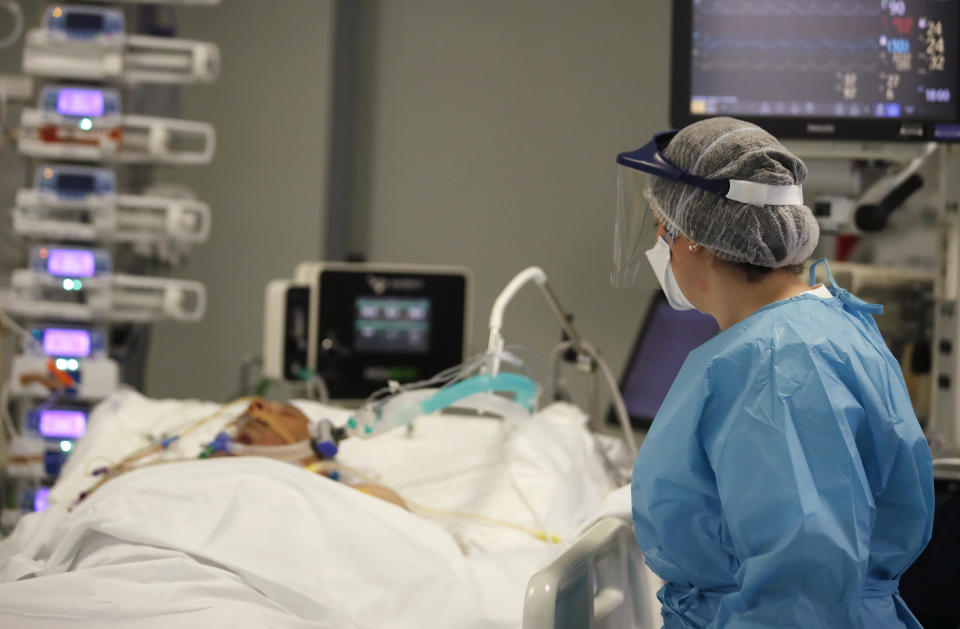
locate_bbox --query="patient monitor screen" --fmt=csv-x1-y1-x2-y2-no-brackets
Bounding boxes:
354,297,431,354
618,294,720,428
315,268,466,399
685,0,959,122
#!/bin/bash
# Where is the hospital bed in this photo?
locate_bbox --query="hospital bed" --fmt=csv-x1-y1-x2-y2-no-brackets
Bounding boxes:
523,460,960,629
0,389,639,629
523,516,662,629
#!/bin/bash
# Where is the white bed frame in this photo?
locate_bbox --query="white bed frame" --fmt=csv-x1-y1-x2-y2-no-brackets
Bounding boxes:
522,517,663,629
525,462,960,629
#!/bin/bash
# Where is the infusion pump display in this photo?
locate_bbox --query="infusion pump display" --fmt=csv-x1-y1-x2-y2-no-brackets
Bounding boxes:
673,0,960,140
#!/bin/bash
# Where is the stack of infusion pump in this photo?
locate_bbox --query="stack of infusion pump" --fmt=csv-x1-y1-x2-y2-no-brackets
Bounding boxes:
1,1,218,530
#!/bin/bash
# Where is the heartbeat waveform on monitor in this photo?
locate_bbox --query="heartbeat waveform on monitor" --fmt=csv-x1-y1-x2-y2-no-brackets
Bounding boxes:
696,35,879,52
697,1,881,17
694,58,879,73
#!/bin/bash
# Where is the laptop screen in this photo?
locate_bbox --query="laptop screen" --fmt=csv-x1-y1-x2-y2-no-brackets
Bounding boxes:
614,292,720,429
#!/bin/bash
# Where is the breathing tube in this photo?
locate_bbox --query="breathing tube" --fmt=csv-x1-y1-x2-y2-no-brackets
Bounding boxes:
201,418,346,462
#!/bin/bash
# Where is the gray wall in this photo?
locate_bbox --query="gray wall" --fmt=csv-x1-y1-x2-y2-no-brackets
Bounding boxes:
144,0,667,409
356,0,666,413
145,0,336,399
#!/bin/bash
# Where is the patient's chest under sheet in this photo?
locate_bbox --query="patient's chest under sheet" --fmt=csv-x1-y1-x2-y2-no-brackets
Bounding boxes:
332,401,617,553
0,392,619,628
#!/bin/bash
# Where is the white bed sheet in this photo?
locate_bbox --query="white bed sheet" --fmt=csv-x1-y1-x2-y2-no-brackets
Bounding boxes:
0,390,627,628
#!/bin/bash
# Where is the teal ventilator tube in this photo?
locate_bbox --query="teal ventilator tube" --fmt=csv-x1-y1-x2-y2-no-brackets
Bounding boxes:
343,266,637,457
345,373,538,438
344,268,563,440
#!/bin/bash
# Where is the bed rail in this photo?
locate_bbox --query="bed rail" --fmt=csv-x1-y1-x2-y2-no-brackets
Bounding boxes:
522,517,662,629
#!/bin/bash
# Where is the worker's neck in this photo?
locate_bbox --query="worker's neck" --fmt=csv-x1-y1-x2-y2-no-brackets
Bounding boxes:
705,270,811,331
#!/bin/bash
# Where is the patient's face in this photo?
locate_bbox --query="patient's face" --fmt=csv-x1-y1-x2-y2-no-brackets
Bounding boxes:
236,398,312,445
230,399,409,509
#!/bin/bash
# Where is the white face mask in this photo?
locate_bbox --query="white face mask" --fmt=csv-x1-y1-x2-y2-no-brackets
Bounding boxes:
645,236,696,311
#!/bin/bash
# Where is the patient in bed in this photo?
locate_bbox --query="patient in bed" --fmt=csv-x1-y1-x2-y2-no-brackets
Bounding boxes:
86,396,407,509
1,389,621,629
236,398,407,507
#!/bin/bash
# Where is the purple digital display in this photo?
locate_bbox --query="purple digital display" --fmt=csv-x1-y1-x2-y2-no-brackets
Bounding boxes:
38,410,87,439
56,88,104,117
33,488,51,512
42,329,91,358
47,249,96,278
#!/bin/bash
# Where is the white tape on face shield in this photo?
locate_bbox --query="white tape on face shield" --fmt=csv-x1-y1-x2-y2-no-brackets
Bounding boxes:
645,235,696,311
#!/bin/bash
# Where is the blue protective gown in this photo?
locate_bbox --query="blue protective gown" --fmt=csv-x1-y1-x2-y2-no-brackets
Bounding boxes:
631,285,935,628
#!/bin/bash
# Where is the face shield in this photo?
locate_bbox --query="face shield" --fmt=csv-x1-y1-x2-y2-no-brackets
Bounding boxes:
611,130,805,289
611,165,659,289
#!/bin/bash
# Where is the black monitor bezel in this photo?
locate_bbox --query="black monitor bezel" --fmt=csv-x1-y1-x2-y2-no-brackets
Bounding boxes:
670,0,960,142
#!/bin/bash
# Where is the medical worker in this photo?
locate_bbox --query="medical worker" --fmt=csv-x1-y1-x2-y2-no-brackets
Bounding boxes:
614,117,934,628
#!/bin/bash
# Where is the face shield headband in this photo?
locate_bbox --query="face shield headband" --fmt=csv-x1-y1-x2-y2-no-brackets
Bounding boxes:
615,130,804,206
610,129,805,289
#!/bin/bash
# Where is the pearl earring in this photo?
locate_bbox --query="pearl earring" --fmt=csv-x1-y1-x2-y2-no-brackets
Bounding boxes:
688,243,699,251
